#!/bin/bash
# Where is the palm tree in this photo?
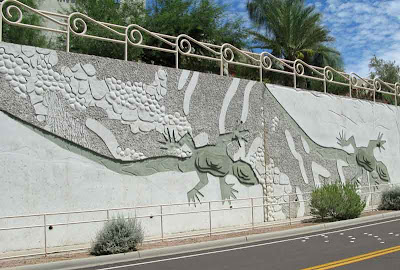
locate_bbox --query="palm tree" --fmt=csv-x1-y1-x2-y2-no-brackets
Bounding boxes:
247,0,341,69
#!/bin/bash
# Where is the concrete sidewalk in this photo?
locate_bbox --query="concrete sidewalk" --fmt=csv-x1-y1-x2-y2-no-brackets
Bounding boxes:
6,211,400,270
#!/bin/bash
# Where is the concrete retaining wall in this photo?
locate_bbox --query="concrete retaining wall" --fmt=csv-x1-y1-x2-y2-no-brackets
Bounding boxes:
0,42,398,254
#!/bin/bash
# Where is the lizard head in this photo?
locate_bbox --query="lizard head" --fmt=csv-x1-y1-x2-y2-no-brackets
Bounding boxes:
376,132,386,152
231,160,260,186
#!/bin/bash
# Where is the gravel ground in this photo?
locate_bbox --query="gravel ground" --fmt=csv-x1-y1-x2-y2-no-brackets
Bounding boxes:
0,210,391,269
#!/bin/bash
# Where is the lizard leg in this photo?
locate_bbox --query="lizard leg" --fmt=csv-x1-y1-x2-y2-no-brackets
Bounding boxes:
187,172,209,206
350,167,363,186
219,177,238,205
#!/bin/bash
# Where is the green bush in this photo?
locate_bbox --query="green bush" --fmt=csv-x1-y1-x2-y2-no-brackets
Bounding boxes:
90,216,144,256
379,187,400,210
310,183,366,221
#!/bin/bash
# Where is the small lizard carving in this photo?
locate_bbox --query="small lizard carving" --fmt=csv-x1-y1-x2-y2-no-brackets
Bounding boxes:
337,131,390,186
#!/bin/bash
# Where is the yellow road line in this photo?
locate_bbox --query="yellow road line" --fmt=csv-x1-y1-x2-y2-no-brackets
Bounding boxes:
302,245,400,270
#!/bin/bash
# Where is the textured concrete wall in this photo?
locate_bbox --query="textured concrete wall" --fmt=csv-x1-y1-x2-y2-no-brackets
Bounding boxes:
0,41,398,254
263,84,398,221
0,42,264,253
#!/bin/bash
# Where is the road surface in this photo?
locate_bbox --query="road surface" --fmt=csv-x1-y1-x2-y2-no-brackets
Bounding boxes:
79,217,400,270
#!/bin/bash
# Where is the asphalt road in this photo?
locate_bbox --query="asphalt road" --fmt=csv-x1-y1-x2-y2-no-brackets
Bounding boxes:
80,217,400,270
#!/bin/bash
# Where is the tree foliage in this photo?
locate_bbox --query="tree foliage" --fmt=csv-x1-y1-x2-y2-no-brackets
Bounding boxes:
144,0,249,72
369,56,400,104
369,56,400,84
246,0,340,65
59,0,249,74
2,0,48,48
246,0,342,87
62,0,146,60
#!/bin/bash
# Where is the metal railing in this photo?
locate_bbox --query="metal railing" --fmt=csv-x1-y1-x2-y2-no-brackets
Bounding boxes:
0,183,397,260
0,0,399,104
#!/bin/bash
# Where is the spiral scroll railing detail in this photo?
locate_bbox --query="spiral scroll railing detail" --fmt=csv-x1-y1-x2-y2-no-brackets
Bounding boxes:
127,25,143,46
1,0,400,105
294,59,324,78
221,44,235,63
0,0,68,38
350,73,374,90
68,13,125,42
322,66,351,94
126,24,176,49
372,77,397,95
125,24,176,61
176,34,220,61
260,52,293,73
4,3,22,24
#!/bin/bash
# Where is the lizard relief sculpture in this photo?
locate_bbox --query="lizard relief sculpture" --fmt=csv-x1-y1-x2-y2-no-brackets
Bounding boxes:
119,126,260,205
336,131,390,185
0,44,261,205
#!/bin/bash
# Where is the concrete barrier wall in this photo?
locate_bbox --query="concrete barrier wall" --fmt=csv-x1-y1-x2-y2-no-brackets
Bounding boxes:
0,41,398,254
0,42,264,253
263,84,399,221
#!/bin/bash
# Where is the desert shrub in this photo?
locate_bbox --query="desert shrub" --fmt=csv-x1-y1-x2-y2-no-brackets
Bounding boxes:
310,183,365,221
379,187,400,210
90,216,144,256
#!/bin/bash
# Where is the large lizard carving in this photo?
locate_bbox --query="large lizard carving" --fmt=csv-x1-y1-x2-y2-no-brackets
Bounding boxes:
27,120,260,205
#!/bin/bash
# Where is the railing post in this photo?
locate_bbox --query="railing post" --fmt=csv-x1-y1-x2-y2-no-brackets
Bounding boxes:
175,38,179,69
251,198,254,230
265,191,270,223
349,79,352,98
209,201,212,237
124,33,128,61
160,205,164,242
66,15,70,53
106,210,110,220
369,182,373,210
371,189,374,209
0,5,3,43
43,214,47,257
220,54,224,76
373,89,376,103
288,195,291,225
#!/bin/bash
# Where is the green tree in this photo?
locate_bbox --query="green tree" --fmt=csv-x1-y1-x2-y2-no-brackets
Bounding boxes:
369,56,400,104
247,0,339,63
2,0,48,48
247,0,341,86
369,55,400,84
60,0,249,75
61,0,146,61
143,0,249,73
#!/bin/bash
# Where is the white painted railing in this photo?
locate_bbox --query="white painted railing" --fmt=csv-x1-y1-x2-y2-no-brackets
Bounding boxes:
1,0,399,104
0,183,396,260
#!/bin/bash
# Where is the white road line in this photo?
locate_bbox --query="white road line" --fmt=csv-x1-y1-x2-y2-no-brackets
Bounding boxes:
96,218,400,270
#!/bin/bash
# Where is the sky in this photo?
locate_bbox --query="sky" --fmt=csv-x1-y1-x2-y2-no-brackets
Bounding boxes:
213,0,400,77
148,0,400,78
